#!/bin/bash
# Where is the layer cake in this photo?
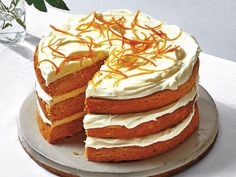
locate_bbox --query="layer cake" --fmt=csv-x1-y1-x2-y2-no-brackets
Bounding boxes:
34,9,201,162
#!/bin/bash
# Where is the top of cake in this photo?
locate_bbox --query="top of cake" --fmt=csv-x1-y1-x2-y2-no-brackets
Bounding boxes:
36,9,200,100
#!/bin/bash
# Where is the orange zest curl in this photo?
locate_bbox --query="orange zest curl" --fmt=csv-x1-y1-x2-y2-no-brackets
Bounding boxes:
42,10,182,85
80,11,95,22
106,30,112,46
124,54,157,67
48,45,65,57
38,59,60,74
87,37,94,58
77,16,95,30
49,25,75,36
131,10,163,30
111,17,132,30
145,24,182,41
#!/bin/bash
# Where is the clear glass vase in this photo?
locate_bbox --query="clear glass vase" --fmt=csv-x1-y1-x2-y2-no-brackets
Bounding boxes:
0,0,26,43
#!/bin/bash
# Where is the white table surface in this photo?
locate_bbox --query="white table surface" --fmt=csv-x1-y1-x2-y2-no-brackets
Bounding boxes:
0,7,236,177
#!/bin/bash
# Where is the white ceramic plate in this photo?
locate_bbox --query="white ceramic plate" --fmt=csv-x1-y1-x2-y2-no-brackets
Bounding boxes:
17,85,218,177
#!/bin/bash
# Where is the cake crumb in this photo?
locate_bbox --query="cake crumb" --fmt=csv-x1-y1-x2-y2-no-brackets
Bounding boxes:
73,151,80,156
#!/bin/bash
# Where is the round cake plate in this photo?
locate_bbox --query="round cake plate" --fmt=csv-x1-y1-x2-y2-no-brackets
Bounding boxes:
17,85,218,177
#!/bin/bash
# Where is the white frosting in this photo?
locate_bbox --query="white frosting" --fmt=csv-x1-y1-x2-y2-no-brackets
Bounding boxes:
37,16,109,85
86,23,200,99
85,109,195,148
37,10,200,100
37,101,85,127
37,100,52,125
84,85,197,129
38,38,108,85
35,78,87,105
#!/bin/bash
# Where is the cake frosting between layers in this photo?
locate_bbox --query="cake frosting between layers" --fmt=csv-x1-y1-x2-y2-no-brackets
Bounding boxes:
37,100,86,127
85,108,195,148
36,9,200,100
35,77,87,105
84,85,197,129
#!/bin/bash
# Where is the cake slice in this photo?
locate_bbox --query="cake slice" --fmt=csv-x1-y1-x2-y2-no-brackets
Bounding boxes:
34,20,108,143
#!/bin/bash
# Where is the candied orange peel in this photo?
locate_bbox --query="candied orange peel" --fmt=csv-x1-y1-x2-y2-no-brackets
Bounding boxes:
39,10,182,87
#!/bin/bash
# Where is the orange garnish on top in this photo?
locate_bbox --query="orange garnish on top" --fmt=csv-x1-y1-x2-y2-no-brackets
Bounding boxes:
39,10,182,87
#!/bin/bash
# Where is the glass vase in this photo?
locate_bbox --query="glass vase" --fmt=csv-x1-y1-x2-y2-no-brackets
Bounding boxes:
0,0,26,43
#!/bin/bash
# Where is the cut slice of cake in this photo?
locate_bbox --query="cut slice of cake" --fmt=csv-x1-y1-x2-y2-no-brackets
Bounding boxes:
34,21,108,143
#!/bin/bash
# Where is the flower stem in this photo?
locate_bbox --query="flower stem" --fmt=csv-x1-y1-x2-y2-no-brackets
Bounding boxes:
11,11,26,30
0,0,26,30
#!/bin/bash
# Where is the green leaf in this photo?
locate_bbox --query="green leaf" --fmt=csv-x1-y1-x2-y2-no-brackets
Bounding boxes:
25,0,34,5
32,0,47,12
45,0,69,11
25,0,69,12
16,18,26,29
2,22,13,30
25,0,47,12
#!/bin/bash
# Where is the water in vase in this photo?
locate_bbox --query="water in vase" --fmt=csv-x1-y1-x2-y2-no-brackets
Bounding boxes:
0,0,26,43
